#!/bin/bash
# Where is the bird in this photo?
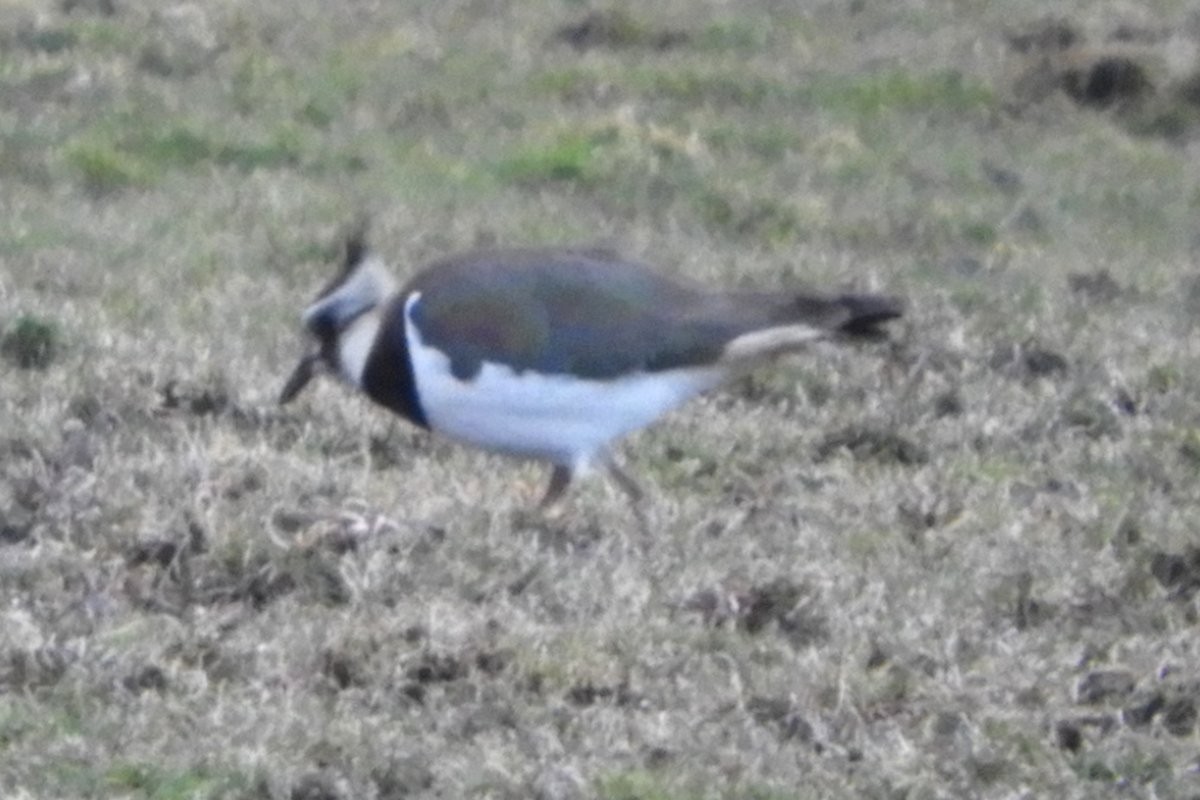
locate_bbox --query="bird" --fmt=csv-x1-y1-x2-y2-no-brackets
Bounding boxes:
280,230,902,508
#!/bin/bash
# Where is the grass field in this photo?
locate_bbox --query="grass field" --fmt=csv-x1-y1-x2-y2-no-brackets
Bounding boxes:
3,1,1200,797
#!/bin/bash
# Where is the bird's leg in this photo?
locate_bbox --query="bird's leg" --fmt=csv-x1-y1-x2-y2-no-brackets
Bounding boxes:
605,459,645,505
602,456,652,536
538,464,573,510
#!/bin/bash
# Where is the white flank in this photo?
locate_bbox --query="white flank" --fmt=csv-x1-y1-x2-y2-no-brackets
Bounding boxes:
722,324,827,363
403,292,726,470
336,310,382,387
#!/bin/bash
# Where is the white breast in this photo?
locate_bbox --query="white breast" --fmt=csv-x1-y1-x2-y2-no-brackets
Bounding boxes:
402,292,726,471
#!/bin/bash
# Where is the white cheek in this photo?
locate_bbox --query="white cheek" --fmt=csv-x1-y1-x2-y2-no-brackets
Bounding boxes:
336,312,381,388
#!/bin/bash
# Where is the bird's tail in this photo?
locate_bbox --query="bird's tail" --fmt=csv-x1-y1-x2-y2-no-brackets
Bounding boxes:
719,290,902,363
720,291,902,362
826,293,904,339
778,291,903,337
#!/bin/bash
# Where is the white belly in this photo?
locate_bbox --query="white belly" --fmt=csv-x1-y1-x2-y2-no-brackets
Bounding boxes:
403,294,725,469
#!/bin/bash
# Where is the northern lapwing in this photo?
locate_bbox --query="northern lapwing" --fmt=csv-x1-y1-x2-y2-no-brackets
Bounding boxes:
280,232,902,507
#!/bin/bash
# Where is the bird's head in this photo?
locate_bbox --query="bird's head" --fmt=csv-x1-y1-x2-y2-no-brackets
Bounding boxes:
280,227,398,404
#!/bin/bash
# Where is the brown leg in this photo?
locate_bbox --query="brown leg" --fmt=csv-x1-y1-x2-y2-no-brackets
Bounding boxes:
605,459,645,505
606,458,651,535
538,464,573,509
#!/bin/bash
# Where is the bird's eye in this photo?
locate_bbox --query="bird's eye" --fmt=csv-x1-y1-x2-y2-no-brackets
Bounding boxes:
304,307,339,340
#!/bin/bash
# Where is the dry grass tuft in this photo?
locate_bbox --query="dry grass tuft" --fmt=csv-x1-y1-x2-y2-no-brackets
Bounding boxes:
3,1,1200,798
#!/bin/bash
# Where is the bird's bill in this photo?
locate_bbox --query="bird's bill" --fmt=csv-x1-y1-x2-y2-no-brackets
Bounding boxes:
279,351,322,405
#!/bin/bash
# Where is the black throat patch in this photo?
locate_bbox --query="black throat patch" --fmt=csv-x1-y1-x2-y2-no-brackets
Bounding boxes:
360,295,428,429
